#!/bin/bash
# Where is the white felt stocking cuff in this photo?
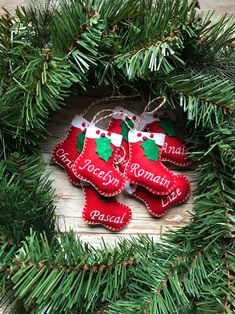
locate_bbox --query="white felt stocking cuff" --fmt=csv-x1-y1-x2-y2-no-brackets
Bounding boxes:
86,126,123,147
128,130,165,146
138,113,159,131
71,115,90,131
138,111,178,131
112,106,139,121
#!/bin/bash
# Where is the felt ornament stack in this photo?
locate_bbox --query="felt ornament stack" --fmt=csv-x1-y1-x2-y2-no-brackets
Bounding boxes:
82,182,132,231
52,115,89,186
125,175,190,218
141,111,192,166
107,106,138,173
125,130,176,195
52,112,132,231
73,125,126,197
52,100,191,232
123,101,191,216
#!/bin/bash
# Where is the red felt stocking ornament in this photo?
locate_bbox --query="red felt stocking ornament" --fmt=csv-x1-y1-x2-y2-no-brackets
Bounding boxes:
125,130,176,195
52,115,89,186
126,174,190,217
82,183,132,231
143,112,192,166
108,106,138,172
73,110,127,196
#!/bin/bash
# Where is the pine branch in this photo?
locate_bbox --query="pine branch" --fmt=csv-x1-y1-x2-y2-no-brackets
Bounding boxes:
192,63,235,87
2,232,155,313
0,10,78,150
15,0,58,48
51,0,105,83
0,10,14,84
0,50,78,149
97,0,202,81
197,14,235,62
0,243,28,313
0,1,234,313
0,8,40,81
114,32,185,79
0,153,56,243
96,0,142,24
108,231,233,313
108,106,235,314
180,12,235,67
157,71,235,128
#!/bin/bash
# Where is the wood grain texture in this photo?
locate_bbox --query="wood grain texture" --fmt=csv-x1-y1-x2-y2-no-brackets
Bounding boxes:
0,2,232,313
35,96,195,246
0,0,232,247
200,0,234,13
0,0,27,14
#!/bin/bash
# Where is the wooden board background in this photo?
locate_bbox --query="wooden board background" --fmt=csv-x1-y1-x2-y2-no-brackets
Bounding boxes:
0,1,234,247
39,97,196,246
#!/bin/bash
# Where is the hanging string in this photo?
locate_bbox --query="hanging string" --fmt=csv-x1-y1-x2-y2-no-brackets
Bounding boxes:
91,109,115,125
135,96,166,130
82,93,141,117
90,108,132,166
114,145,126,165
91,109,136,128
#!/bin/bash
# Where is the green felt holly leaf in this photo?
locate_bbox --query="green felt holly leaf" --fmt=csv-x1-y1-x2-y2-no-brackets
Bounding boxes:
96,136,113,162
159,119,177,137
141,138,160,161
76,131,85,153
120,119,134,142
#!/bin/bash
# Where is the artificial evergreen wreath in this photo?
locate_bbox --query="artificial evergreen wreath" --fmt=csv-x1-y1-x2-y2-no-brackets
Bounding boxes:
0,0,234,313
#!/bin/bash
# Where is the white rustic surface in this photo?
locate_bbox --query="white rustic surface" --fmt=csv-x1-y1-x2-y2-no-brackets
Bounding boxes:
0,1,233,313
38,96,196,246
0,0,233,247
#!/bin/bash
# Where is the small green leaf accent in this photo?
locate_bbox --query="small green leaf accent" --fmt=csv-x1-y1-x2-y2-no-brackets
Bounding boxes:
141,138,160,161
159,119,177,136
96,136,113,162
76,131,85,153
120,119,134,142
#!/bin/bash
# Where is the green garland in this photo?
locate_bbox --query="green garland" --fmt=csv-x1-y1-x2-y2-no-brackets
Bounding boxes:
0,0,234,313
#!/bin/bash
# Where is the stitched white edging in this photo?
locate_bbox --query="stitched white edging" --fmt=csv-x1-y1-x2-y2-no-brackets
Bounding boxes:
162,157,192,167
52,126,82,187
73,137,126,197
52,114,91,187
145,126,192,167
81,185,132,231
124,140,176,196
132,174,191,218
86,126,123,147
132,191,167,218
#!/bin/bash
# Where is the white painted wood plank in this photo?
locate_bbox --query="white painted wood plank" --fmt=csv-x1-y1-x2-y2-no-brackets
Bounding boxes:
40,96,195,246
0,2,232,314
